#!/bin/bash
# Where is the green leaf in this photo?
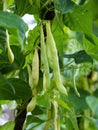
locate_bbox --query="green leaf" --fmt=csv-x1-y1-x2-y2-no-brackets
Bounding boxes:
0,52,15,74
63,0,95,44
54,97,71,111
65,119,74,130
37,93,50,108
31,105,44,115
52,18,67,54
0,45,25,74
93,24,98,37
11,45,25,67
0,11,28,48
24,25,39,64
69,110,79,130
0,100,9,105
27,25,40,50
85,116,98,129
26,115,44,125
0,75,32,100
54,0,75,14
25,123,45,130
83,35,98,61
86,96,98,118
25,115,45,129
0,1,3,11
92,0,98,22
14,0,27,16
0,121,15,130
19,67,29,83
94,89,98,97
0,27,6,50
14,0,39,16
66,88,89,112
7,0,14,7
63,50,93,64
63,0,92,33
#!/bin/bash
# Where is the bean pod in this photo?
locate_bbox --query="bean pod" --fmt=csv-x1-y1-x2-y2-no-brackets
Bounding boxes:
46,21,67,95
41,24,50,92
6,30,14,64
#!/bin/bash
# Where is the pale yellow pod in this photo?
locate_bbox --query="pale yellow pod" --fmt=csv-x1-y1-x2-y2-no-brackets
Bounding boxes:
57,116,60,130
46,22,59,71
46,22,67,96
27,65,33,89
43,72,48,92
8,46,14,64
46,42,53,69
6,30,14,64
32,49,39,88
40,25,50,91
54,73,67,96
53,99,58,130
27,96,36,112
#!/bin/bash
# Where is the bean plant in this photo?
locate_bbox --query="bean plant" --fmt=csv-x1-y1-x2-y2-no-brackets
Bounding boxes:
0,0,98,130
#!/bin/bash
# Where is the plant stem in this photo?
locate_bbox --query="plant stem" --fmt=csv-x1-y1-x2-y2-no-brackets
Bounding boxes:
44,108,51,130
14,100,28,130
2,0,7,11
53,98,59,130
14,108,27,130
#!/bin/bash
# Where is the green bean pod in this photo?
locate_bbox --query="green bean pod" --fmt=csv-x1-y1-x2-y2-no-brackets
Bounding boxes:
41,24,50,91
6,30,14,64
46,42,54,69
46,21,67,95
27,64,33,89
27,96,36,112
53,99,58,130
32,49,39,89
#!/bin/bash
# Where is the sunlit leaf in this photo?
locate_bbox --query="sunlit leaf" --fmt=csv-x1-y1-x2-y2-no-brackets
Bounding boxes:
54,97,71,111
63,0,95,44
0,121,15,130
